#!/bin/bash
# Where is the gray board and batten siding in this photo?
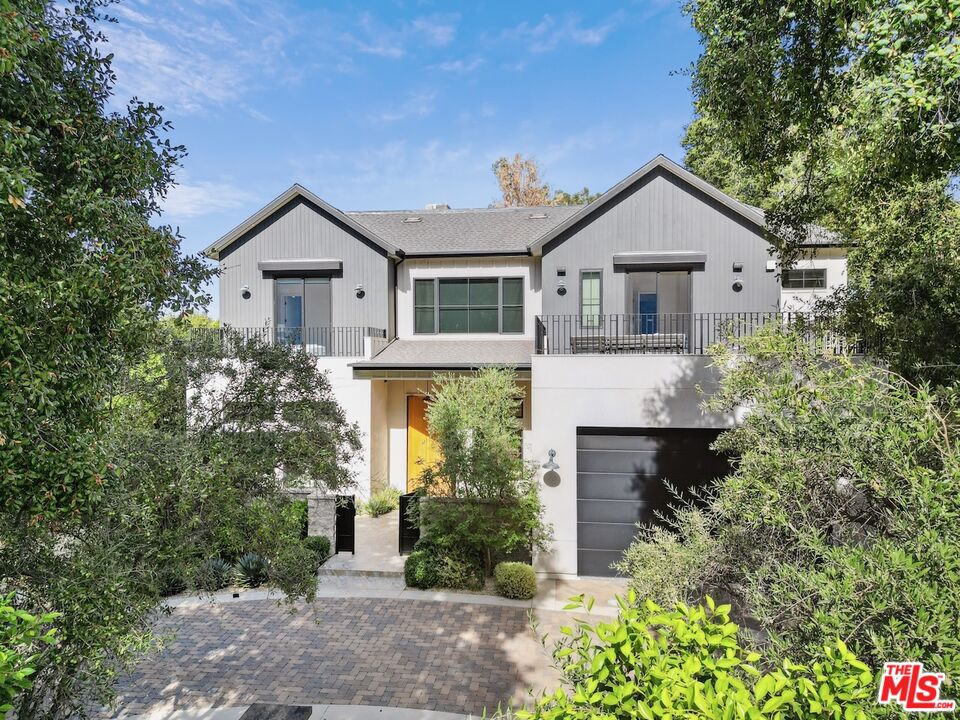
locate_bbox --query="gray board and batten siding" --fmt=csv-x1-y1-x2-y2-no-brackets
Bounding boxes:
539,166,782,318
217,196,392,332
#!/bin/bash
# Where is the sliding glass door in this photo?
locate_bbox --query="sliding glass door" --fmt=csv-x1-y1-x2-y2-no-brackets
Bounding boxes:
274,277,331,347
625,271,690,335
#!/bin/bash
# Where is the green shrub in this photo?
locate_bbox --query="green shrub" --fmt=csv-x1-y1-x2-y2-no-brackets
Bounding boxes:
435,553,484,591
494,562,536,599
234,552,268,588
303,535,331,569
194,558,233,591
518,594,875,720
0,596,58,718
404,550,438,589
363,487,401,517
289,499,309,539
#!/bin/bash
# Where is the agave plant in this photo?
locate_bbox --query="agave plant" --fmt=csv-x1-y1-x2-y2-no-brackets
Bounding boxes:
195,557,233,591
234,552,268,588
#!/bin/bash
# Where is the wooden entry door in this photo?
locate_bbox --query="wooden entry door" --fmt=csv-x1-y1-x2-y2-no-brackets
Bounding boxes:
406,395,441,491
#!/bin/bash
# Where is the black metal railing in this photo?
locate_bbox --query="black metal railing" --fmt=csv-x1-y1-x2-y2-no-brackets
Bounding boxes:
534,313,862,355
191,326,387,357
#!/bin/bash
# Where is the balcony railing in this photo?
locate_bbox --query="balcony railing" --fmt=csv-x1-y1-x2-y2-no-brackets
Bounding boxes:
534,313,862,356
191,326,387,357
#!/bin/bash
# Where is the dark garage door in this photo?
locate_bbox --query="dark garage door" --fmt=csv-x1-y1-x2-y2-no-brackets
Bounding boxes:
576,427,730,577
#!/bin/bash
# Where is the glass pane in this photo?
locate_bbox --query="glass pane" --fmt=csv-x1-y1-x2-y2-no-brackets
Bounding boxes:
414,279,435,306
304,278,331,328
502,306,523,333
469,307,498,332
657,271,689,315
439,279,468,306
502,278,523,305
581,273,600,303
469,278,498,306
278,294,303,327
415,308,435,333
439,308,468,333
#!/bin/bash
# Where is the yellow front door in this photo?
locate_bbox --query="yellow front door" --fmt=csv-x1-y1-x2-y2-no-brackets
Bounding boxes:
406,395,441,492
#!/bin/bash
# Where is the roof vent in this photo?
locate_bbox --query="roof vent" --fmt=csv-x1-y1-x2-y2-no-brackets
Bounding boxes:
402,216,422,223
425,203,450,211
528,212,548,219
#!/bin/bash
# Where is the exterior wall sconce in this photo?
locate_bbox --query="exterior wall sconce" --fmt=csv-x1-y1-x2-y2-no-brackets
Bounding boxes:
542,449,559,471
241,284,251,300
556,280,567,296
732,280,743,293
732,262,743,272
355,284,365,299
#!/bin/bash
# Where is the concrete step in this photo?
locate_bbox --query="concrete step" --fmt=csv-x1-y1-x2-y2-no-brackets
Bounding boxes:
318,567,404,579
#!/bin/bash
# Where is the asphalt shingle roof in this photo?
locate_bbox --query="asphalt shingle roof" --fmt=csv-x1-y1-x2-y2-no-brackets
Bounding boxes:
353,338,534,368
347,205,583,255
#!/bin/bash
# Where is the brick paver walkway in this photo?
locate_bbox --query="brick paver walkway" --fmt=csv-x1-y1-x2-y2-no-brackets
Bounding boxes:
106,597,564,718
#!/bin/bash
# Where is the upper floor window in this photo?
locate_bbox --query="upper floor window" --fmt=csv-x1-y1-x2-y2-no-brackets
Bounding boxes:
781,268,826,289
414,277,524,334
580,270,602,327
275,278,331,343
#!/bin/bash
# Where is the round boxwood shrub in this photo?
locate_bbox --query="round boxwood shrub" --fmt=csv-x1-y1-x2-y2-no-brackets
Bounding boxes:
494,561,537,599
303,535,331,569
404,550,438,589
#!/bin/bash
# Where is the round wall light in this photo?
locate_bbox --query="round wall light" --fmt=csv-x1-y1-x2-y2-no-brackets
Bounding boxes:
241,285,251,300
732,280,743,293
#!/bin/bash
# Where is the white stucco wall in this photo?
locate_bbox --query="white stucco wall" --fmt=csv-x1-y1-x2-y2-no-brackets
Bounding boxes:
779,248,848,312
529,354,737,578
395,256,542,340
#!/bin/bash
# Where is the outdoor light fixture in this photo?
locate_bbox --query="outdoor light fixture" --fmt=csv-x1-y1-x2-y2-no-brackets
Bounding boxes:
732,280,743,293
241,284,251,300
355,283,365,299
557,279,567,296
542,449,559,471
732,262,743,272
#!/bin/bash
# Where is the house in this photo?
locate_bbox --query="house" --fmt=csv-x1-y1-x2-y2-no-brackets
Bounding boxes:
203,154,846,578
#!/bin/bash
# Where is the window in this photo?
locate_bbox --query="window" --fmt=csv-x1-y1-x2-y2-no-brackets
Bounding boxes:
781,268,826,289
413,277,524,334
580,270,601,327
274,277,331,344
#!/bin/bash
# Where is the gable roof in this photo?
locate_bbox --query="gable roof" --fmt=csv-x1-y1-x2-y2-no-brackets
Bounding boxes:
202,184,400,261
348,205,582,256
526,154,768,254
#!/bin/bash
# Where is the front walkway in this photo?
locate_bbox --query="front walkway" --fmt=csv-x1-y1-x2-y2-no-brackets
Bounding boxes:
106,596,566,718
321,510,405,576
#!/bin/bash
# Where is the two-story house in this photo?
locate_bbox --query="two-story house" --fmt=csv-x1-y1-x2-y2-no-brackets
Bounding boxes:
203,155,845,578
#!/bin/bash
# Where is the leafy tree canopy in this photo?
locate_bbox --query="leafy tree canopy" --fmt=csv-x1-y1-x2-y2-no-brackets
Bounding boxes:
492,153,599,207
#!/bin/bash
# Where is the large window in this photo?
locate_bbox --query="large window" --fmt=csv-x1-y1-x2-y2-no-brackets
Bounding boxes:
414,277,524,334
782,268,826,289
274,277,331,343
580,270,602,327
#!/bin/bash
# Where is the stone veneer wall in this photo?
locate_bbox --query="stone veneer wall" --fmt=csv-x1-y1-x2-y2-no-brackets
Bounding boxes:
286,488,337,552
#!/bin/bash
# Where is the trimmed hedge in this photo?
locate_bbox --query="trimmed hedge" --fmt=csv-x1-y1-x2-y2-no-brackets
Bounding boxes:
303,535,331,570
404,549,439,589
494,561,537,599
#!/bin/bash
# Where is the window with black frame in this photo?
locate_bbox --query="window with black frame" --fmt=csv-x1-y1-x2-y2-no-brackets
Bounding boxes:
781,268,827,289
413,277,524,334
274,277,331,348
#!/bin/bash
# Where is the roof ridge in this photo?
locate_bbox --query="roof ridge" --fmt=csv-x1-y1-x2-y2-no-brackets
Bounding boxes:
346,205,585,215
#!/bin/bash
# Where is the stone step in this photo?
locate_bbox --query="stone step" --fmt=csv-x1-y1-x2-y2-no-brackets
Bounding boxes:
318,567,404,579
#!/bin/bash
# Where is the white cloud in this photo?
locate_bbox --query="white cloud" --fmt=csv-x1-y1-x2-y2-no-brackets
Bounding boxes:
345,12,460,59
163,180,258,219
370,91,437,123
503,13,622,53
433,57,485,73
411,15,459,46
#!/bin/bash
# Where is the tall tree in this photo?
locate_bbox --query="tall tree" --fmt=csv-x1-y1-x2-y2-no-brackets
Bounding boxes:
682,0,960,384
492,153,551,206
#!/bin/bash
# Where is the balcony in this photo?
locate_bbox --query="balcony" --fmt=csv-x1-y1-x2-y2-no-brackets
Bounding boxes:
191,326,387,357
534,313,860,356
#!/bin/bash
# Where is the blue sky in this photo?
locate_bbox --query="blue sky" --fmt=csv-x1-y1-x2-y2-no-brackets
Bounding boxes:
102,1,701,311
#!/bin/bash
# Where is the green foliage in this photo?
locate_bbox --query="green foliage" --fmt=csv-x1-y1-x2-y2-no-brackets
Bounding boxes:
234,553,268,589
0,0,211,522
303,536,332,569
551,187,601,206
290,500,309,539
493,562,537,600
682,0,960,385
194,559,233,592
519,595,875,720
624,328,960,680
404,550,439,589
418,368,550,575
363,487,401,517
616,506,717,608
0,599,57,718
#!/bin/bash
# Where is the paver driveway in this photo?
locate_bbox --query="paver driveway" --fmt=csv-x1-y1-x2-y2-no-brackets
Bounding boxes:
107,597,565,718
